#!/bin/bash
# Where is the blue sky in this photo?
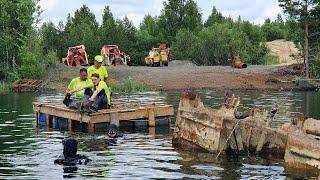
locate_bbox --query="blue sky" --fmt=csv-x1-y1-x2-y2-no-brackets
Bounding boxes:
38,0,283,27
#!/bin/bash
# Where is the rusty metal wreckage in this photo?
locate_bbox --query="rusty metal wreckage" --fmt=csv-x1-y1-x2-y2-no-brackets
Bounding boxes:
172,92,320,176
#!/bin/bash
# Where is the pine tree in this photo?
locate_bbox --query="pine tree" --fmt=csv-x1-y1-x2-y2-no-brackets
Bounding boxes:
65,5,100,60
279,0,320,78
158,0,201,42
204,6,225,27
101,6,117,45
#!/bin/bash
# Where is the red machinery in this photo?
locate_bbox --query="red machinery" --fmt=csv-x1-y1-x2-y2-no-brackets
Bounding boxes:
101,45,128,66
159,43,172,61
63,45,89,66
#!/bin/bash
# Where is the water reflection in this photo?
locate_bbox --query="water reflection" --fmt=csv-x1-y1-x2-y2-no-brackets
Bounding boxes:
0,91,319,179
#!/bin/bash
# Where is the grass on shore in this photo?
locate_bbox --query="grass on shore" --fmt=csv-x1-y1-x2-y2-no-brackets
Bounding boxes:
263,55,280,65
0,81,13,94
111,78,150,94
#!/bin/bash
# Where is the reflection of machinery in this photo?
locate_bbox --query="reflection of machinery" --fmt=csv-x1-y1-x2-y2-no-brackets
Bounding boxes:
63,45,89,66
101,45,129,66
145,43,170,67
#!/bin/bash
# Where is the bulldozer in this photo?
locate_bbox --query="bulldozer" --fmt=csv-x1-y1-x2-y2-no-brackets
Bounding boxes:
101,45,129,66
145,43,169,67
62,45,89,66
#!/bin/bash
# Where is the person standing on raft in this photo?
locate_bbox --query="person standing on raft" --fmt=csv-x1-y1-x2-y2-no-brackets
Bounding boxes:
87,55,110,86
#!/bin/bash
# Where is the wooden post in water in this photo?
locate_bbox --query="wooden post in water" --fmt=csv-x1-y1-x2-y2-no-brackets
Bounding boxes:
110,112,119,127
88,123,95,133
46,114,53,128
148,108,156,127
68,119,74,131
36,112,39,128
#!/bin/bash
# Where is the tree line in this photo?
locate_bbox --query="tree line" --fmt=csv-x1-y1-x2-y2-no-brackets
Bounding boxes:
1,0,320,82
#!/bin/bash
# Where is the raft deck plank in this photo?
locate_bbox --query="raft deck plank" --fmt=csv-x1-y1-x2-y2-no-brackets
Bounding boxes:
33,102,174,132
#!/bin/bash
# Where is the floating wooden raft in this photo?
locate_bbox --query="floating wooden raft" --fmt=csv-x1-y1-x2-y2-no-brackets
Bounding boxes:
12,79,42,92
33,102,174,133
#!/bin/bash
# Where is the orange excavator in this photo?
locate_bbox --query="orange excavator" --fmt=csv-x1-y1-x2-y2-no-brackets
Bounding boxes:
62,45,89,66
101,45,129,66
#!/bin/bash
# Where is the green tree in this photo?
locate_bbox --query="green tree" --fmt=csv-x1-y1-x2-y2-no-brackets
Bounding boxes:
0,0,40,80
18,30,44,79
40,22,59,54
172,29,199,60
173,22,268,65
204,6,225,27
261,18,286,41
65,5,100,61
183,0,202,32
100,6,117,45
279,0,320,78
158,0,201,42
140,15,160,37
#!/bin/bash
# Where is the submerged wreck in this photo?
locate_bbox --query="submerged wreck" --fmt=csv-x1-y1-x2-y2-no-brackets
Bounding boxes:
173,92,320,174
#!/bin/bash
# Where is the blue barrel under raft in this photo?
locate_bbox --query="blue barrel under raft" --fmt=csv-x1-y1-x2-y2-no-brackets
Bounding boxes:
38,113,68,130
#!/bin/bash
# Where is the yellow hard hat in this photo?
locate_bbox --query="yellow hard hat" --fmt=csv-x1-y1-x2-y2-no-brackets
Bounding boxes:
94,55,103,63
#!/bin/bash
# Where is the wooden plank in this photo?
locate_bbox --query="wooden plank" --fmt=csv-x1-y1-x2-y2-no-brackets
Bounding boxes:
148,108,156,127
32,102,174,125
34,105,91,123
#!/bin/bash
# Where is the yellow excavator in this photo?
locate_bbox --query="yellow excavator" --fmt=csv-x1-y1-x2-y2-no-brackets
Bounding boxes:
145,47,169,67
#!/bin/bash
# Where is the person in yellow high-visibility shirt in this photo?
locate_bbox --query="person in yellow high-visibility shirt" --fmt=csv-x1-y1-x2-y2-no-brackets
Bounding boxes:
85,73,111,110
63,68,94,107
87,55,110,86
65,68,93,99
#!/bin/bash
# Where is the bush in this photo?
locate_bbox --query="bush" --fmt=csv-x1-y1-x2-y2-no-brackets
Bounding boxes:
18,31,45,79
172,23,268,65
45,50,60,68
262,55,280,65
172,29,199,60
0,81,13,93
111,78,150,94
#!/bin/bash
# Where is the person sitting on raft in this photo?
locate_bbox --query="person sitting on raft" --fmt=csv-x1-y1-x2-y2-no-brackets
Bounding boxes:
64,68,93,106
82,73,111,111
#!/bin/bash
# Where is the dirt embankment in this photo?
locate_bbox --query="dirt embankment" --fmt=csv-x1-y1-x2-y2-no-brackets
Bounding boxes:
266,39,302,65
46,60,297,93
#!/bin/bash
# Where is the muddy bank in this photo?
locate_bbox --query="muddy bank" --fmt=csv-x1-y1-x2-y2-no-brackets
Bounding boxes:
45,61,299,93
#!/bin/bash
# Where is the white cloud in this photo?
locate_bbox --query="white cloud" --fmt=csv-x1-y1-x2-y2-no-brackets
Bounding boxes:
38,0,59,12
38,0,284,27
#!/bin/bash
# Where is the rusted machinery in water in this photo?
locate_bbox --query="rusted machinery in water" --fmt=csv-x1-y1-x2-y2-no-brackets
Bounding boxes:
231,54,247,69
173,92,320,175
12,79,43,93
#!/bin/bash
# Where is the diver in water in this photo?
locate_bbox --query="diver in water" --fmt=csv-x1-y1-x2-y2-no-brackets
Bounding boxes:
107,124,125,138
105,124,124,145
54,138,91,166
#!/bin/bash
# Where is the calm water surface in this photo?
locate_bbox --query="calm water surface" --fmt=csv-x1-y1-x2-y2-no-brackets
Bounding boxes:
0,90,319,179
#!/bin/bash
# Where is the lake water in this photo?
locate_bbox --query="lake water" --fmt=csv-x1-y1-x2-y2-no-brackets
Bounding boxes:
0,90,319,179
